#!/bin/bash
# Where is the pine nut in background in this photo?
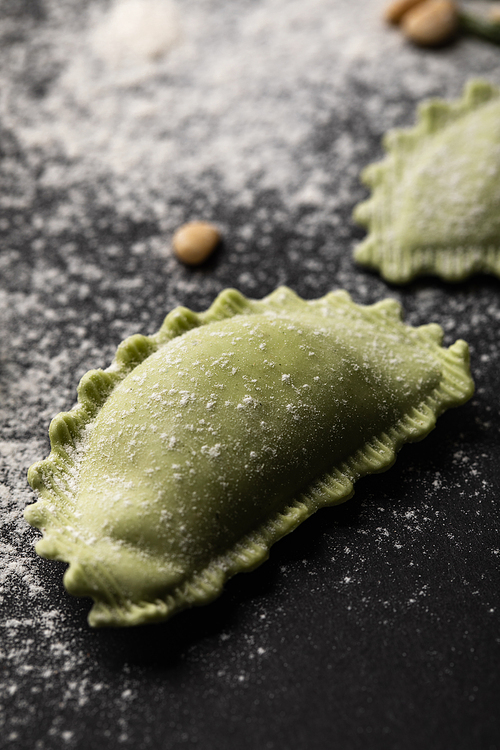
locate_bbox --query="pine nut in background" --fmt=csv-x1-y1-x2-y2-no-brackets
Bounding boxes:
172,221,221,265
402,0,458,46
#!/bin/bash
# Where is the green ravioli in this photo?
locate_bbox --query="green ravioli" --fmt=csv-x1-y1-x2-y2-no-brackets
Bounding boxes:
353,79,500,283
25,287,473,627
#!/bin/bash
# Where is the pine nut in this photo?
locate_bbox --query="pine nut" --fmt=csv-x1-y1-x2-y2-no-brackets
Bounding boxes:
172,221,221,265
402,0,458,46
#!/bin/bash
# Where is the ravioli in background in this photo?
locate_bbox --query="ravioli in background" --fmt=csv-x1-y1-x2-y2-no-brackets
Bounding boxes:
25,287,474,627
353,79,500,283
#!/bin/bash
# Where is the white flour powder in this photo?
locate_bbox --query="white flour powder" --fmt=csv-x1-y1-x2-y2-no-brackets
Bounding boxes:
91,0,181,67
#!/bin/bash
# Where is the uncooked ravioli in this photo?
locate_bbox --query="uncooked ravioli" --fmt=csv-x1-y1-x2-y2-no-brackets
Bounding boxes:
25,287,474,627
353,79,500,283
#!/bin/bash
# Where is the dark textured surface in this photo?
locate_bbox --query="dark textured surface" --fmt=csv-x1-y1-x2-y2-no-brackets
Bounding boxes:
1,2,500,749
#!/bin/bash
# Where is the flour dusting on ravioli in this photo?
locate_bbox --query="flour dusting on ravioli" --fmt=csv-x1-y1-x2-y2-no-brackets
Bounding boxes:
353,80,500,283
25,287,474,627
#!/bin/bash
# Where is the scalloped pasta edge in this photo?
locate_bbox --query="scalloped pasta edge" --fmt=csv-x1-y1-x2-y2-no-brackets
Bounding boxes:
352,79,500,284
24,288,474,627
354,242,500,284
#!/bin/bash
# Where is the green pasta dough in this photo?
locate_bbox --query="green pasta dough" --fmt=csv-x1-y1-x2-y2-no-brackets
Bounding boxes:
25,287,474,627
353,79,500,283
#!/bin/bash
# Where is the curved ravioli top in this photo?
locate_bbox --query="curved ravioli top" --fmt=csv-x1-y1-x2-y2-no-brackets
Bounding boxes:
353,79,500,283
25,287,473,627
